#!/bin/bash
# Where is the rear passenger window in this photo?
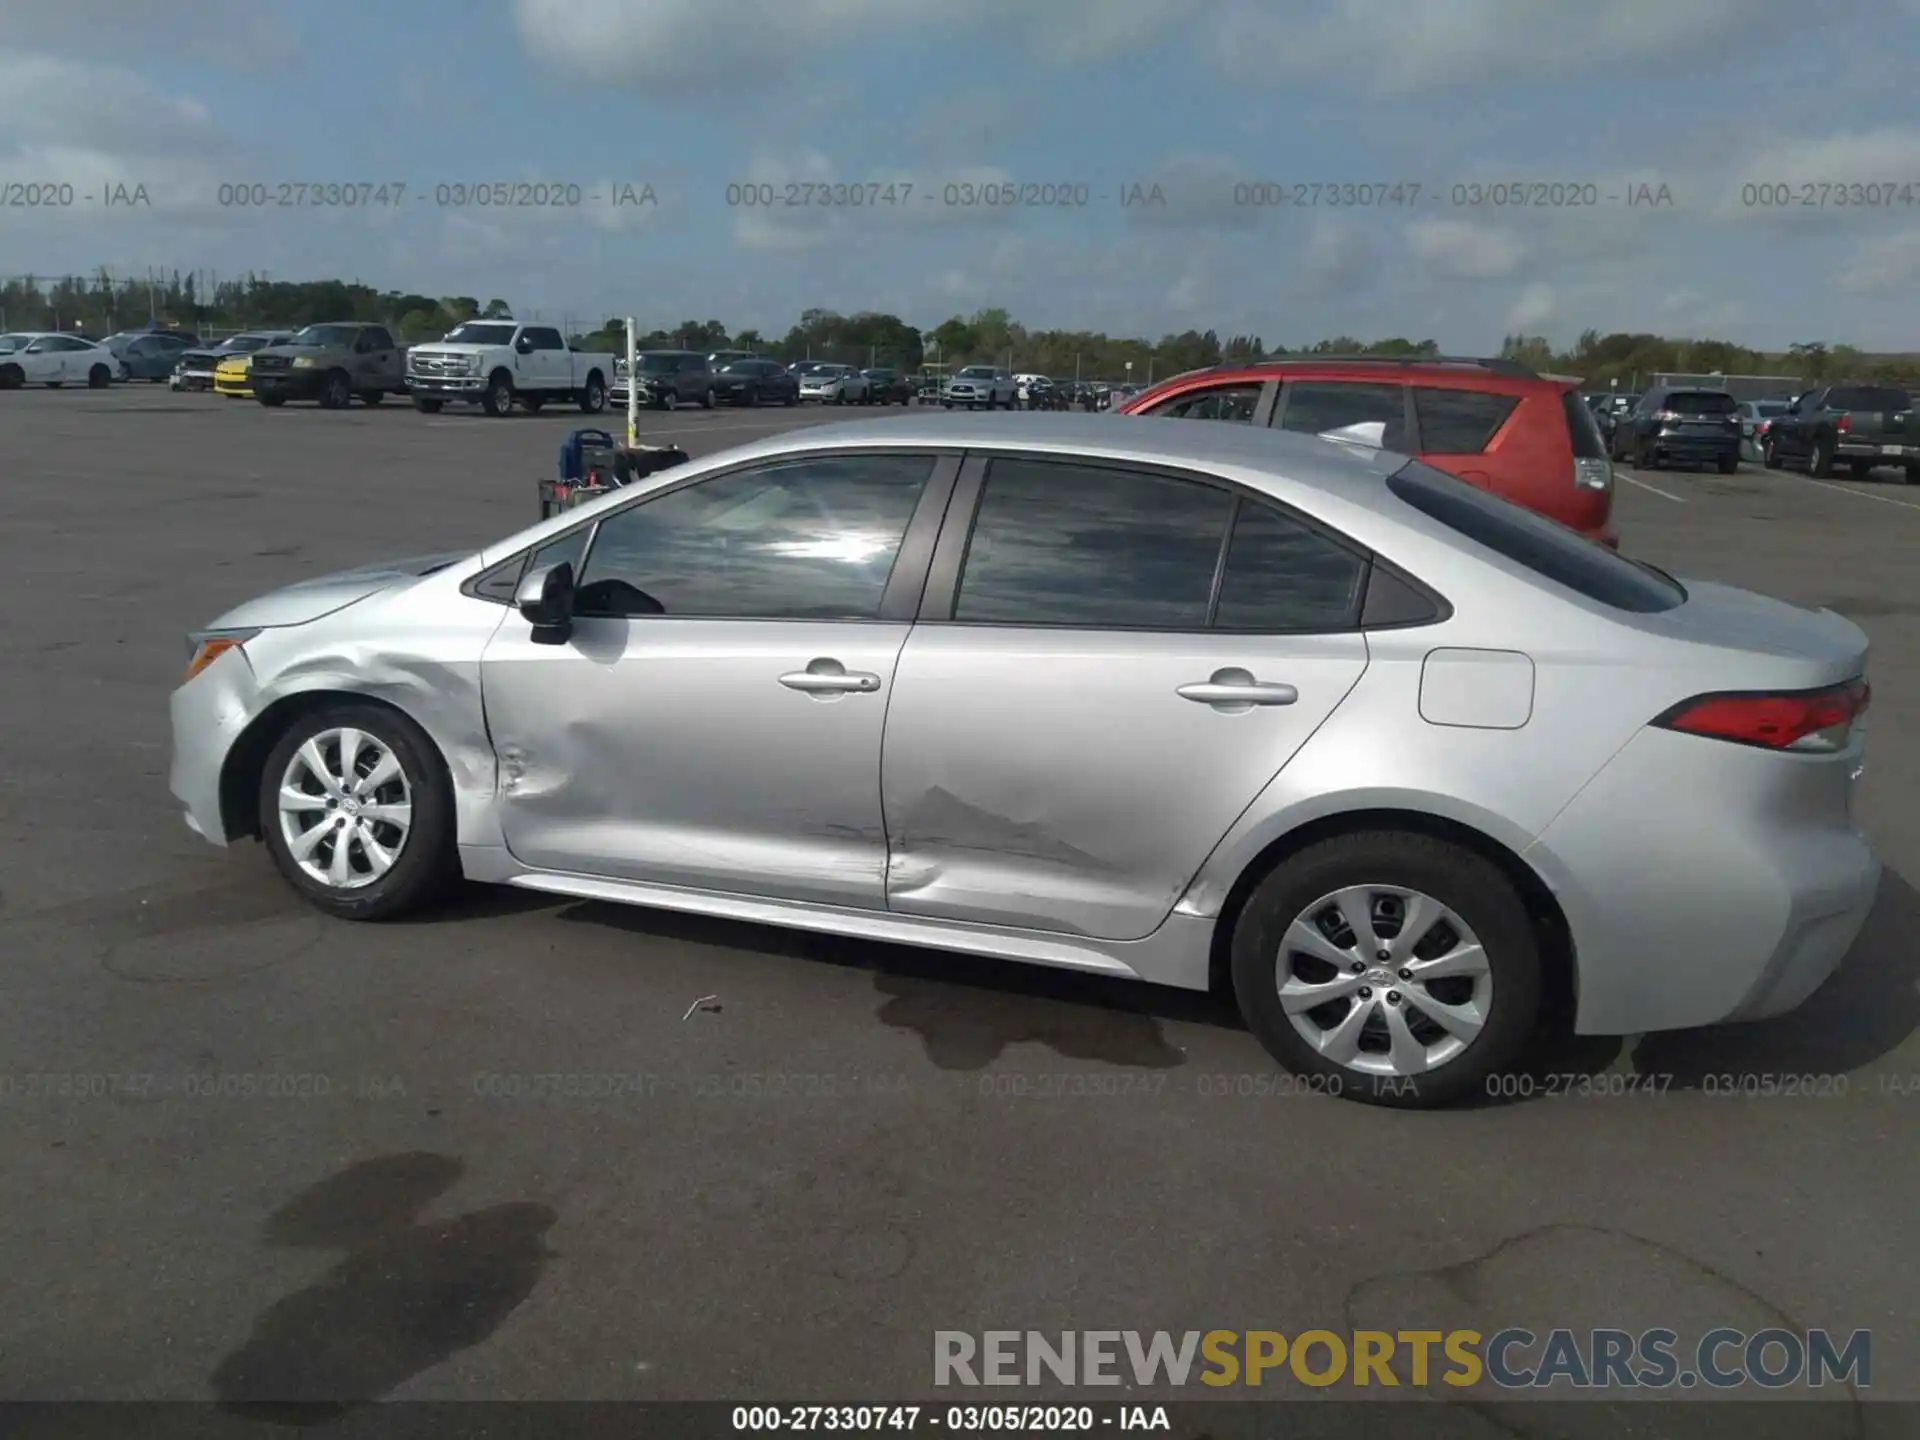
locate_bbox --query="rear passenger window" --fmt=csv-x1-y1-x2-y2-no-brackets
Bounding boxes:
1146,385,1261,422
1213,502,1367,631
955,460,1232,629
1413,388,1519,452
1388,461,1685,613
1277,382,1409,450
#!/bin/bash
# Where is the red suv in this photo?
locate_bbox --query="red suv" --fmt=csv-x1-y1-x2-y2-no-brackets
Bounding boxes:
1116,357,1618,544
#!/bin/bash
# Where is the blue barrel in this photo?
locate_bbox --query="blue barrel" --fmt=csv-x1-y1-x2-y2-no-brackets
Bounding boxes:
558,428,616,482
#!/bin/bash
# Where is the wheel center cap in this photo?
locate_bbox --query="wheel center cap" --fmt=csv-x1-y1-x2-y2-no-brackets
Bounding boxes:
342,797,362,818
1365,966,1394,986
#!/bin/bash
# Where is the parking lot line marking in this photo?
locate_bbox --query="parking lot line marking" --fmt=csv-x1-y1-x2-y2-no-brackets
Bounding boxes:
1617,473,1687,502
1799,477,1920,513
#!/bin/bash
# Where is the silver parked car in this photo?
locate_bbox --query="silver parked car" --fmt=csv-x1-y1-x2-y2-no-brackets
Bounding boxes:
169,414,1879,1107
943,365,1016,409
798,364,870,405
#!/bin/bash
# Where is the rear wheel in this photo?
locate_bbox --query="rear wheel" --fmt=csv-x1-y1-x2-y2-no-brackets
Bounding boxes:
578,375,606,413
413,396,443,413
88,364,112,388
520,395,545,413
1762,436,1781,469
258,703,458,922
1808,438,1834,478
1229,831,1543,1109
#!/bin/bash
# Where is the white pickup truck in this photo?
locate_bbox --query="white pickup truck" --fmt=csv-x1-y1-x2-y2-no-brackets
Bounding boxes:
404,320,614,417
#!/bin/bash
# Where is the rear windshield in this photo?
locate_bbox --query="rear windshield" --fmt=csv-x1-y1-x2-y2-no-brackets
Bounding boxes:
1662,391,1736,415
1559,390,1608,458
1825,386,1911,412
1387,461,1686,613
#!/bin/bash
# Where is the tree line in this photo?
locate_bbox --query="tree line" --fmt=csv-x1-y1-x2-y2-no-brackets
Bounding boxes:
1,270,1912,387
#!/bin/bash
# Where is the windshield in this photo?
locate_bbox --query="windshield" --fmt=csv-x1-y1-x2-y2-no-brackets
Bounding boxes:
637,353,685,374
442,322,518,346
957,367,995,378
220,335,272,354
1754,402,1788,416
1826,386,1911,412
1663,391,1736,415
291,325,357,348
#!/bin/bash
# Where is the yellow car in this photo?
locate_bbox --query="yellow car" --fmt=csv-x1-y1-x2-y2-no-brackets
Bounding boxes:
213,355,255,397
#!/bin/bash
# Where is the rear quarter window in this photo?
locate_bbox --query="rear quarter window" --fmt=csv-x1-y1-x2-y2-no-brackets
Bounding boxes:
1825,386,1911,412
1559,390,1608,458
1412,387,1519,452
1387,460,1685,613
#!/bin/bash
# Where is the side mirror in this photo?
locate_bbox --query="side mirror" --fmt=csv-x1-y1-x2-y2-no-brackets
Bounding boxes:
515,335,534,354
515,560,575,635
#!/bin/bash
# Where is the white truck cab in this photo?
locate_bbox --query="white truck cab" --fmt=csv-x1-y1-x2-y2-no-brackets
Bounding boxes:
405,319,614,417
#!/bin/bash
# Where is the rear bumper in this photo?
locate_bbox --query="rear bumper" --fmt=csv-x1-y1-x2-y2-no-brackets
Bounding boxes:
1524,726,1879,1035
1836,441,1913,461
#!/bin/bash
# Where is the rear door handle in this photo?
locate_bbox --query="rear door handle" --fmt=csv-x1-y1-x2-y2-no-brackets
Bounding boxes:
1177,668,1298,707
779,658,881,695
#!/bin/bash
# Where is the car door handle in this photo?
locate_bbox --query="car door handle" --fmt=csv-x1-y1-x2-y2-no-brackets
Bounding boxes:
780,663,881,694
1177,671,1298,706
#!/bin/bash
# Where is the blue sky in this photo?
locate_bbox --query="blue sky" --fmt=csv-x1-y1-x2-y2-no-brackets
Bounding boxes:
3,0,1919,350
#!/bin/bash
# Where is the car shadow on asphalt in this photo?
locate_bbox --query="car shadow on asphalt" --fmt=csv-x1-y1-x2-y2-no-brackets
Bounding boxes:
548,899,1235,1071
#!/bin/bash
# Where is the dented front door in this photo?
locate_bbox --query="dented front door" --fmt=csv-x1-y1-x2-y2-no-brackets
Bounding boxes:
481,615,907,907
880,627,1368,941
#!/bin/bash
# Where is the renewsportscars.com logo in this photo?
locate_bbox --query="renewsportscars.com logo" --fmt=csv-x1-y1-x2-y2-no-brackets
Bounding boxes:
933,1329,1872,1391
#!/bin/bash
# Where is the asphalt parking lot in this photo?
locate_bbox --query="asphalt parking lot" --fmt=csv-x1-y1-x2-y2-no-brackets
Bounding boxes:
1,385,1916,1424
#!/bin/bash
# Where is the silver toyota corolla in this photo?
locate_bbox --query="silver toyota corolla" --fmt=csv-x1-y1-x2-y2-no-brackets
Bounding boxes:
169,413,1879,1107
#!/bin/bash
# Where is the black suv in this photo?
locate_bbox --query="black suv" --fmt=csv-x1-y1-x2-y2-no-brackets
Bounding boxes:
615,350,714,410
1610,385,1741,472
862,368,914,405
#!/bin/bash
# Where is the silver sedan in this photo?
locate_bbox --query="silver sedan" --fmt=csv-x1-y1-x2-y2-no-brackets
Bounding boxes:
169,413,1880,1107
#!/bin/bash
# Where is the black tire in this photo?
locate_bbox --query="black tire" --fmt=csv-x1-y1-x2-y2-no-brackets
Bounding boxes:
413,396,443,413
1637,439,1659,470
1717,454,1738,474
745,386,760,407
942,401,953,409
1762,436,1781,469
578,375,607,413
89,364,112,389
658,390,677,411
520,395,545,413
361,390,387,406
1808,437,1834,478
701,388,715,409
256,393,286,407
783,391,796,406
1229,831,1544,1110
481,371,514,417
256,702,459,922
318,370,352,410
0,364,21,389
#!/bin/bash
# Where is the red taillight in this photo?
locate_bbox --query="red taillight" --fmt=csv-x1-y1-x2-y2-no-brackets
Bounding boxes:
1836,414,1851,434
1654,680,1869,751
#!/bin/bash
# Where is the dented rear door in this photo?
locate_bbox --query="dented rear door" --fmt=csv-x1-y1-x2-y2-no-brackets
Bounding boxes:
880,452,1371,942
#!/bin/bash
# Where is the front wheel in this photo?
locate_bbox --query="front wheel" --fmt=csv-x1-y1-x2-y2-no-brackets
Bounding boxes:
578,376,607,413
89,364,112,389
257,703,459,921
658,390,677,411
481,373,514,417
413,397,444,413
320,371,352,410
256,393,286,407
1717,454,1739,474
701,388,715,409
1229,831,1543,1109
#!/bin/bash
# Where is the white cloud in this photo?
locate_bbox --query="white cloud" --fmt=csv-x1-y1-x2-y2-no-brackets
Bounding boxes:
1715,129,1920,227
1838,231,1920,294
1405,217,1530,279
0,3,296,68
1298,214,1377,293
1209,0,1797,92
1506,281,1555,329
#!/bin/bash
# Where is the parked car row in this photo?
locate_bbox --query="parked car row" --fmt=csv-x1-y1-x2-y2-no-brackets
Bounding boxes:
1583,383,1917,482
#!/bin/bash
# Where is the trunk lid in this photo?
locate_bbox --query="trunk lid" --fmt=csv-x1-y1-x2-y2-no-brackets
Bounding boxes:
1630,579,1868,691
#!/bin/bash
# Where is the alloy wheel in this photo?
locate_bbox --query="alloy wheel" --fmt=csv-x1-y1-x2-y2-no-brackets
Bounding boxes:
276,727,414,890
1275,884,1493,1078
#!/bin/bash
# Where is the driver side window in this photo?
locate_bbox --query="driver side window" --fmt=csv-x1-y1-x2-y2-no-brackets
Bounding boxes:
574,454,935,619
